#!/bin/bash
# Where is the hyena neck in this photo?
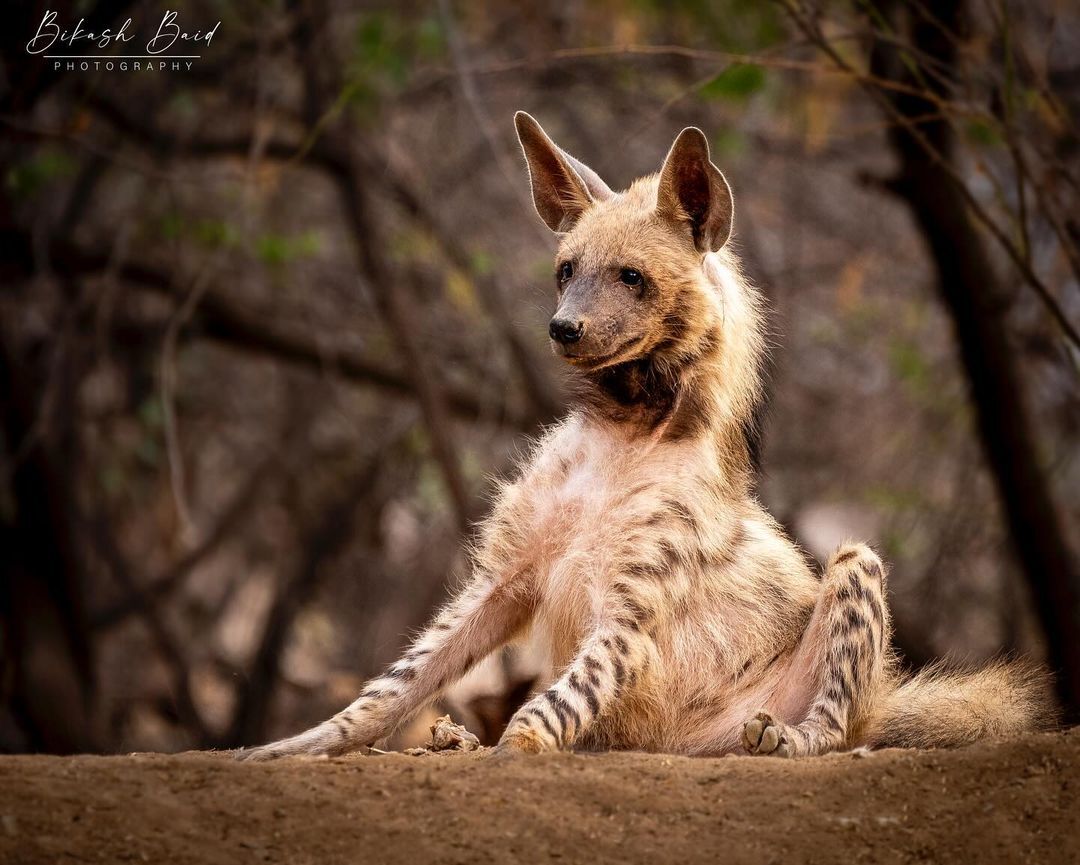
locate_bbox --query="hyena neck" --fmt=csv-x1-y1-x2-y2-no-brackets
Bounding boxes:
578,252,767,481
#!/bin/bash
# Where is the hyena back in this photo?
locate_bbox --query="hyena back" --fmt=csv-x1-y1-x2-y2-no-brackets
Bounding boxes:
238,113,1048,761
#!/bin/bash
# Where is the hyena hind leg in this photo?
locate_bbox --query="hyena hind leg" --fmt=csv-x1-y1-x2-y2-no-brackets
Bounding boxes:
743,543,892,758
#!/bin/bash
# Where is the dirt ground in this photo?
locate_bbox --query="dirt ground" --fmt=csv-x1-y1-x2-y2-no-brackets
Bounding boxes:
1,730,1077,865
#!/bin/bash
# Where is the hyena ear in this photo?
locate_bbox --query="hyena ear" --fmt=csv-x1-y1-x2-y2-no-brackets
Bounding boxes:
514,111,614,233
656,127,734,253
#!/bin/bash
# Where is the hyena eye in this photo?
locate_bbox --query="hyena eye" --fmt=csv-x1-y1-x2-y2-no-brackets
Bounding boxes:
619,267,643,287
557,261,574,283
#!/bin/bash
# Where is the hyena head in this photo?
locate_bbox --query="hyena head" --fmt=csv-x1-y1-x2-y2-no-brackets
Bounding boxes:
514,112,766,454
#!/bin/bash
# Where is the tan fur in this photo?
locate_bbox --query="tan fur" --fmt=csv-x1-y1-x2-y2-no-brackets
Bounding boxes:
237,114,1049,762
857,659,1052,749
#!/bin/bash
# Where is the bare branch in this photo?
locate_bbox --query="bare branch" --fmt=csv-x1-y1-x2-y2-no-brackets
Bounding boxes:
1,229,530,428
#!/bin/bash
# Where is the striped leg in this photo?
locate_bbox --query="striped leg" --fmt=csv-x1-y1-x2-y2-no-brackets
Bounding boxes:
237,572,530,760
742,543,890,758
495,570,663,755
497,627,650,754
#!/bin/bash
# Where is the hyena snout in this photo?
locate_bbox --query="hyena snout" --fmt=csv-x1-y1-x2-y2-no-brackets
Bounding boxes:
549,316,585,344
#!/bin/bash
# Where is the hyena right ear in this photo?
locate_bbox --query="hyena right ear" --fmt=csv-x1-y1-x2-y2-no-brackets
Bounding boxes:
515,111,614,233
657,127,734,253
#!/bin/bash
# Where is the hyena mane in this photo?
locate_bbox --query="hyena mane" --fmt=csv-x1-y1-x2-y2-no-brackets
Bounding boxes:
237,112,1051,762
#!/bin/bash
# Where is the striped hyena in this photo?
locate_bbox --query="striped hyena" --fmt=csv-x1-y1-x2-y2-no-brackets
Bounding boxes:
238,112,1046,761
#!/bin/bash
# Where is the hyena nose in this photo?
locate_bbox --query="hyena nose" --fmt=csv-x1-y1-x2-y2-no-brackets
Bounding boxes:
549,318,585,344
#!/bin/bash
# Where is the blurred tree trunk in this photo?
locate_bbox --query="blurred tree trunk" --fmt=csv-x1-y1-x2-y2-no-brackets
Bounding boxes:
869,0,1080,720
0,320,97,753
0,0,144,755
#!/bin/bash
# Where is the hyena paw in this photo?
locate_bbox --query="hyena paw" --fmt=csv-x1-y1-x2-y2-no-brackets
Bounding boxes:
234,728,351,762
234,743,294,762
742,711,794,758
491,726,551,759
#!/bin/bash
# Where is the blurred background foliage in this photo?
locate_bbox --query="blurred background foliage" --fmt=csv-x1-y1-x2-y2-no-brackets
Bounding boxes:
1,0,1077,753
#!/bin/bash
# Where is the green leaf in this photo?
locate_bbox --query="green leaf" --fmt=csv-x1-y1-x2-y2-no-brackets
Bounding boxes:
5,150,77,199
888,340,931,394
194,219,239,249
295,232,321,258
352,13,408,87
256,230,322,267
415,16,445,60
964,120,1002,148
700,64,766,101
256,234,290,266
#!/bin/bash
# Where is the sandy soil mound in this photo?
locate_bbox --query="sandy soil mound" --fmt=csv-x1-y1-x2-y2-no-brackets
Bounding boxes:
1,730,1076,864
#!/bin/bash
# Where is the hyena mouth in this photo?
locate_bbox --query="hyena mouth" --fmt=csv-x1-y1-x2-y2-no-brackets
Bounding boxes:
564,337,645,369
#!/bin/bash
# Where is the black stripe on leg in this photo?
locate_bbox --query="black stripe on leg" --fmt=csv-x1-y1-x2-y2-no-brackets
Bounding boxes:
569,672,600,716
836,670,854,703
866,596,884,628
545,690,581,739
818,704,845,732
843,607,870,634
522,707,559,742
385,664,417,682
847,652,863,688
847,574,877,607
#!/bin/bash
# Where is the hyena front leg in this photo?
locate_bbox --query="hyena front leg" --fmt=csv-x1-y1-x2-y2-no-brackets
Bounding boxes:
237,572,530,760
496,574,661,755
743,543,891,758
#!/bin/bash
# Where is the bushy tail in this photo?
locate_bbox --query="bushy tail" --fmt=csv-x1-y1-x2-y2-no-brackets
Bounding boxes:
860,658,1054,749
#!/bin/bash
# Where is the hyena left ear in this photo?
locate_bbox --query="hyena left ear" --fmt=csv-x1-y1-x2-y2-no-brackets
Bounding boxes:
515,111,614,233
656,127,734,253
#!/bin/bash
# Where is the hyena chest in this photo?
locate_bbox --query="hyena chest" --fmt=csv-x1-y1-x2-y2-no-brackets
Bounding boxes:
525,445,661,667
